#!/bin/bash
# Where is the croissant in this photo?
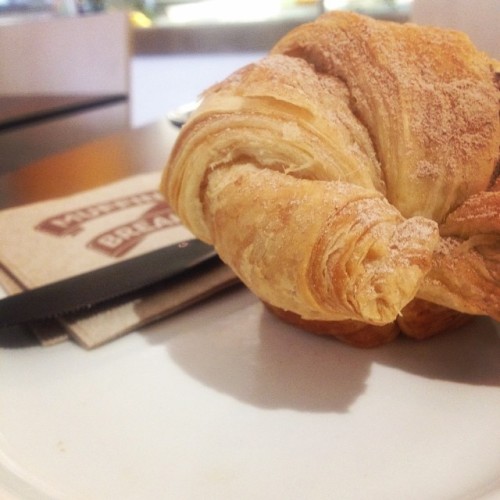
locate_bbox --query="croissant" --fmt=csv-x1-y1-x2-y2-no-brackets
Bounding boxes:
161,11,500,347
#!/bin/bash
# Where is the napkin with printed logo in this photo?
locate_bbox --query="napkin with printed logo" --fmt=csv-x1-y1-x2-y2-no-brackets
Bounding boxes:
0,172,238,348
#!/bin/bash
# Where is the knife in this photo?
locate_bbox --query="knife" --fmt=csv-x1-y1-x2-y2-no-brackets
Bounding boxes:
0,239,218,328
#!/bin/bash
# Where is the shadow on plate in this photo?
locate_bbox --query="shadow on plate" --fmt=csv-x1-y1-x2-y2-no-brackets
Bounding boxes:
144,287,500,413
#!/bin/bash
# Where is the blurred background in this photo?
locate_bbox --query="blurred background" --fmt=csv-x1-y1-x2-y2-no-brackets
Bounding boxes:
0,0,497,172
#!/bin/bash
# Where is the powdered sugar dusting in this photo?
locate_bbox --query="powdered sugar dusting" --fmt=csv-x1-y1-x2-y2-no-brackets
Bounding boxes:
273,11,499,221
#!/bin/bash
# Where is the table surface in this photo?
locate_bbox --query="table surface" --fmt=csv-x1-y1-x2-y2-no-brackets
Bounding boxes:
0,94,128,131
0,118,179,210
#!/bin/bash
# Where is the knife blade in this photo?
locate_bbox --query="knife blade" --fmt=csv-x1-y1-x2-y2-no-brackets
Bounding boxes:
0,239,217,328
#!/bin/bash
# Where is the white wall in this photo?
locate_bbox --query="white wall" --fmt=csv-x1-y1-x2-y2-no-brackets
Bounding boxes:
130,52,265,127
0,11,130,94
411,0,499,58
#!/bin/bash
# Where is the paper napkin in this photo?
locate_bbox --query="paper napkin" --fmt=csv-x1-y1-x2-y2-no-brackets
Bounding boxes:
0,172,238,348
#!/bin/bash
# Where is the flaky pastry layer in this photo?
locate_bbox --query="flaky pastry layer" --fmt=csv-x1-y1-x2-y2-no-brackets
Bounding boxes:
161,12,499,347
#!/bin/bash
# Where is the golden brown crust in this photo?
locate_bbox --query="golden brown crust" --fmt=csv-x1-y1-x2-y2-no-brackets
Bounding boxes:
440,190,500,238
398,299,474,340
265,303,399,348
417,236,500,320
203,164,438,325
161,12,500,346
271,12,499,223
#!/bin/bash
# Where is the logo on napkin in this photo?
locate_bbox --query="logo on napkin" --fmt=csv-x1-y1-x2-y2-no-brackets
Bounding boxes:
34,190,181,258
87,201,180,257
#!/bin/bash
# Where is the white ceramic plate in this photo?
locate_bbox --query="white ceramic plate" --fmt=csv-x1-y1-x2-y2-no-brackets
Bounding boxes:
0,286,499,500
